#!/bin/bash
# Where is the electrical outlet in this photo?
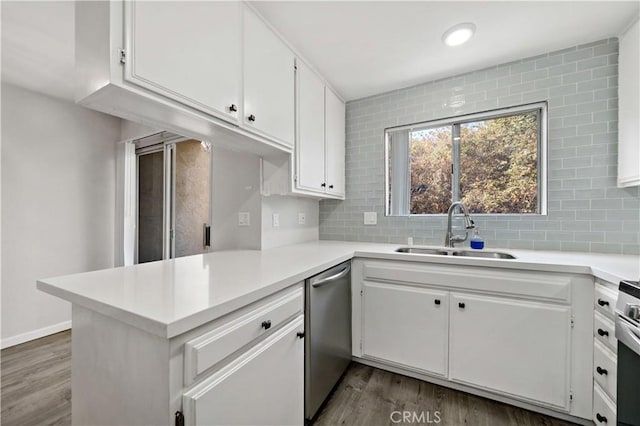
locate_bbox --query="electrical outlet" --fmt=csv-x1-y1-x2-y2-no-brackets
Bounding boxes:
272,213,280,228
238,212,250,227
298,212,306,225
363,212,377,225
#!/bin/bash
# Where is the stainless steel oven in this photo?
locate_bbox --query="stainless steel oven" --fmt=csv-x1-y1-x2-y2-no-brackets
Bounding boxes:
616,280,640,426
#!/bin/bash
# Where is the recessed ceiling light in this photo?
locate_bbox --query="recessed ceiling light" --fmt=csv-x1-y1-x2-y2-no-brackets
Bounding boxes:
442,23,476,47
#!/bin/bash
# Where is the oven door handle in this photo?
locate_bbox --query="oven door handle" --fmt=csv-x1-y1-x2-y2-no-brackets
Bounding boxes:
616,316,640,355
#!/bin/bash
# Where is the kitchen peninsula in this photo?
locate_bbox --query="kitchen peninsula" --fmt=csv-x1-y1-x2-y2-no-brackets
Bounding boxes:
38,241,639,425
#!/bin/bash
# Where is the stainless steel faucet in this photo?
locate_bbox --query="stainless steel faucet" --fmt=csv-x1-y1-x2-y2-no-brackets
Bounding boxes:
445,201,476,247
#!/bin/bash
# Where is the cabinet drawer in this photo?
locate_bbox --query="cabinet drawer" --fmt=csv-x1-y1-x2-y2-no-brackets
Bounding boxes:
595,284,617,319
183,315,304,426
593,382,616,426
594,340,617,401
594,311,617,353
362,260,572,303
184,287,303,384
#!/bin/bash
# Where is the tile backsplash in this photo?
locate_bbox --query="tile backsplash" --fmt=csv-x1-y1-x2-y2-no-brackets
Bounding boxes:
320,38,640,255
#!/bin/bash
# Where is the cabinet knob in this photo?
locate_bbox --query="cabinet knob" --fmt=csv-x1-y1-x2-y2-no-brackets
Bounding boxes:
597,328,609,337
596,413,607,423
434,299,441,305
597,299,609,307
228,104,238,113
321,183,326,188
248,114,256,122
175,411,185,426
296,331,305,339
596,366,608,376
458,302,465,309
329,184,334,189
261,320,272,330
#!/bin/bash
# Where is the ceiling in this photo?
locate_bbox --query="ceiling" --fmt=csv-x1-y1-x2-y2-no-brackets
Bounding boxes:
1,1,637,103
252,1,639,100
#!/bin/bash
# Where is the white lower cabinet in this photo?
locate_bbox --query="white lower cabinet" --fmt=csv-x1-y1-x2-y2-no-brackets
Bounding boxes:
183,315,304,426
362,281,448,376
593,382,617,425
449,293,571,409
352,259,594,421
592,280,619,425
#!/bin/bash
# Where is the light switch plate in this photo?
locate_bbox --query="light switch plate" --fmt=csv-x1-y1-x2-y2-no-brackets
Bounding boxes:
272,213,280,228
238,212,250,226
363,211,377,225
298,213,306,225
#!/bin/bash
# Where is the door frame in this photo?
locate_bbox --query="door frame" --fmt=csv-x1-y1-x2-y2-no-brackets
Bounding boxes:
133,132,187,264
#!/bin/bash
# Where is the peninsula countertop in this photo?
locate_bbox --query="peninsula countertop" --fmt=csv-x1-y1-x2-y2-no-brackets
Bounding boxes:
37,240,640,339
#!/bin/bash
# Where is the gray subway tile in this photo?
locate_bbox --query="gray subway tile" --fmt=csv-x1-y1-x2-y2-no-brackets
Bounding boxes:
577,56,608,71
593,42,618,56
589,243,623,254
577,78,608,92
322,37,635,254
592,65,618,78
548,63,577,77
535,77,563,89
564,49,593,63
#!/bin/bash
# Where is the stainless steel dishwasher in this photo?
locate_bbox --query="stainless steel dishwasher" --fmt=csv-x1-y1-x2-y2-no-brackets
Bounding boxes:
305,261,352,421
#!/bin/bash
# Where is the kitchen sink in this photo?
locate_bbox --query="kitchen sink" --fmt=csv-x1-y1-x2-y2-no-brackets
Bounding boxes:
395,247,516,259
394,247,450,255
451,250,516,259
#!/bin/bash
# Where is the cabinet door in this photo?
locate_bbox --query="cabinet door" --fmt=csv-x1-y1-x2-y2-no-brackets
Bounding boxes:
362,281,448,376
183,316,304,426
325,88,346,197
617,18,639,187
449,293,571,410
124,1,242,122
296,62,327,193
243,6,295,147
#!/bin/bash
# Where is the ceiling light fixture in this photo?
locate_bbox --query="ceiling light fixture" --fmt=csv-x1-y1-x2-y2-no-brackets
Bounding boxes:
442,23,476,47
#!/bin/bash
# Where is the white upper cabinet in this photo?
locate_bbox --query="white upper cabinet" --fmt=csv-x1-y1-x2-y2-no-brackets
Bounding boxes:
296,62,327,192
244,7,295,147
294,61,346,199
618,17,640,187
325,88,346,197
124,1,242,122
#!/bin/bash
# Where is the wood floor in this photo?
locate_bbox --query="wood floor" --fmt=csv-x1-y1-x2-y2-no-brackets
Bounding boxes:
1,331,574,426
1,331,71,426
313,363,575,426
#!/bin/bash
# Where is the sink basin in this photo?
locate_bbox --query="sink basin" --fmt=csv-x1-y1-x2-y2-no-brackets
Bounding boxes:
451,250,516,259
394,247,450,255
394,247,516,259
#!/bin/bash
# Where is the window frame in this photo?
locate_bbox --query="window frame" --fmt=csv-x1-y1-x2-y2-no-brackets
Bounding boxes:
385,102,548,216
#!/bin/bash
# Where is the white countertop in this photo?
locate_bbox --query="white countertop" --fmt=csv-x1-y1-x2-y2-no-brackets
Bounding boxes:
37,240,640,339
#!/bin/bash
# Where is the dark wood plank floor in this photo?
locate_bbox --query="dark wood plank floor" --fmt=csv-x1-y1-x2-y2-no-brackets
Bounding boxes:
1,331,575,426
312,363,576,426
1,331,71,426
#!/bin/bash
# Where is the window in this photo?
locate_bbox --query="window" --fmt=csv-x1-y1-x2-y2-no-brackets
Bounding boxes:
386,103,547,215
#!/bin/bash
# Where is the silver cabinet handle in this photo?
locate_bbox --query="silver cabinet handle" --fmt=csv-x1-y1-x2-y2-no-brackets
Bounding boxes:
617,317,640,353
311,265,351,288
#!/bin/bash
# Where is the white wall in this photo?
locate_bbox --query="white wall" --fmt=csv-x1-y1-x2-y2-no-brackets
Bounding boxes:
1,83,121,347
262,197,319,249
210,147,262,250
209,147,321,251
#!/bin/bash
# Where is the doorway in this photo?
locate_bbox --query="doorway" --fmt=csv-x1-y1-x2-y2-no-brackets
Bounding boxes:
135,133,211,263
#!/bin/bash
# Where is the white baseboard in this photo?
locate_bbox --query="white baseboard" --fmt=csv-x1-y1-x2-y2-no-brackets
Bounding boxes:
1,320,72,349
